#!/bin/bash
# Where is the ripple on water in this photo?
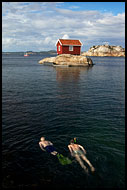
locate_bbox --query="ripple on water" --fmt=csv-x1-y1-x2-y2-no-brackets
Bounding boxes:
2,55,125,188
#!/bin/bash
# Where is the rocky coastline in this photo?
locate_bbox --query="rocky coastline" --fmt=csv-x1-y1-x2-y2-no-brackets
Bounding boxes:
82,45,125,57
39,54,93,67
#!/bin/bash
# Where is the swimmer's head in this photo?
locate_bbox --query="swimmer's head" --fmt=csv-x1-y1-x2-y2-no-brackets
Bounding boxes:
70,139,74,144
40,137,45,141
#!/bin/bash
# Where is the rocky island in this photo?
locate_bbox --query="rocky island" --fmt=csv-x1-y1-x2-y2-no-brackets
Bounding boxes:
39,54,93,67
82,45,125,57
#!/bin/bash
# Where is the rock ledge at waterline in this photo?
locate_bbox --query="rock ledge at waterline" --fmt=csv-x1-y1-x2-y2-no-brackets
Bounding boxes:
38,54,93,67
82,45,125,57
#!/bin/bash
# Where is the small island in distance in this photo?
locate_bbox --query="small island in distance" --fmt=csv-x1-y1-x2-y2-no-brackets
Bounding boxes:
2,50,57,55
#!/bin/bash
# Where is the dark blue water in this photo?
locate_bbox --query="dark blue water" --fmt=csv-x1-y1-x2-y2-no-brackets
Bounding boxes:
2,53,125,189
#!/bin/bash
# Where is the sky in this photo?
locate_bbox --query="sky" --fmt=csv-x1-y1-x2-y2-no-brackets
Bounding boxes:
2,2,125,52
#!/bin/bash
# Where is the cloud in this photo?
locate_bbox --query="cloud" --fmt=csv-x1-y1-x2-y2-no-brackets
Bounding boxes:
2,2,125,51
44,37,52,44
69,6,80,9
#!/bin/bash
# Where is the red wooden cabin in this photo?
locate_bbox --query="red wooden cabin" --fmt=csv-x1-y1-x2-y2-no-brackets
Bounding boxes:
56,39,82,55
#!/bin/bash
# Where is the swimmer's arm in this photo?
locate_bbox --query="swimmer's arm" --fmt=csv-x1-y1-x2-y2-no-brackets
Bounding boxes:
46,141,53,146
39,142,46,151
78,145,86,154
49,142,53,146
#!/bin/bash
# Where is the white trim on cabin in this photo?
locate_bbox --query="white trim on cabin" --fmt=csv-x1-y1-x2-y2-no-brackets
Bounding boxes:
79,40,83,46
55,39,62,46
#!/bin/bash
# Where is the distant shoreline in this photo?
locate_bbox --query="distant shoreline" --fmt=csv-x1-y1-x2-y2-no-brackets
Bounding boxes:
2,51,57,54
2,44,125,57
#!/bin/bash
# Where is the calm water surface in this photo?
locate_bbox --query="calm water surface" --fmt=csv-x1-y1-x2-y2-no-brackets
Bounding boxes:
2,53,125,189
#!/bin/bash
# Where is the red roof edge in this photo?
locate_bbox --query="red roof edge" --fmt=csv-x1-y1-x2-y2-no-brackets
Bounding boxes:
55,39,83,46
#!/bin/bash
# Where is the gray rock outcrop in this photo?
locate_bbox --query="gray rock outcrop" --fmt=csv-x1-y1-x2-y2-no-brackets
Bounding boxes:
39,54,93,66
82,45,125,57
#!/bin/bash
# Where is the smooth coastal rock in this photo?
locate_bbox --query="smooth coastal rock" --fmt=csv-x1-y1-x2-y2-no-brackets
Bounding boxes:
39,54,93,66
82,45,125,57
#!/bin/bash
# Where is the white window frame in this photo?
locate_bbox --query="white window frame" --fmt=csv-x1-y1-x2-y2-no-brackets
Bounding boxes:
69,46,73,51
58,45,61,51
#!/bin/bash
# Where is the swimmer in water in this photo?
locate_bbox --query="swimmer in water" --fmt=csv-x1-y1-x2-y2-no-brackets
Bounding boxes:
39,137,58,156
39,137,72,165
68,139,95,173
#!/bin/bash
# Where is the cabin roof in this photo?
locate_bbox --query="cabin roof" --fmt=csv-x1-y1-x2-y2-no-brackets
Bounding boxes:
56,39,82,46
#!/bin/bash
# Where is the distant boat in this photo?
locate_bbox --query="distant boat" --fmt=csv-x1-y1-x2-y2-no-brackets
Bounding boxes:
24,52,29,57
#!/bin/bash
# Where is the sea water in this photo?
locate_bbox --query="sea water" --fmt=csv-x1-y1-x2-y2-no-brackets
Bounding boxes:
2,53,125,188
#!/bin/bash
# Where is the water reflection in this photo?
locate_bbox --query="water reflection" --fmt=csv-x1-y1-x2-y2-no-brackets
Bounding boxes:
54,66,93,101
54,66,92,83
